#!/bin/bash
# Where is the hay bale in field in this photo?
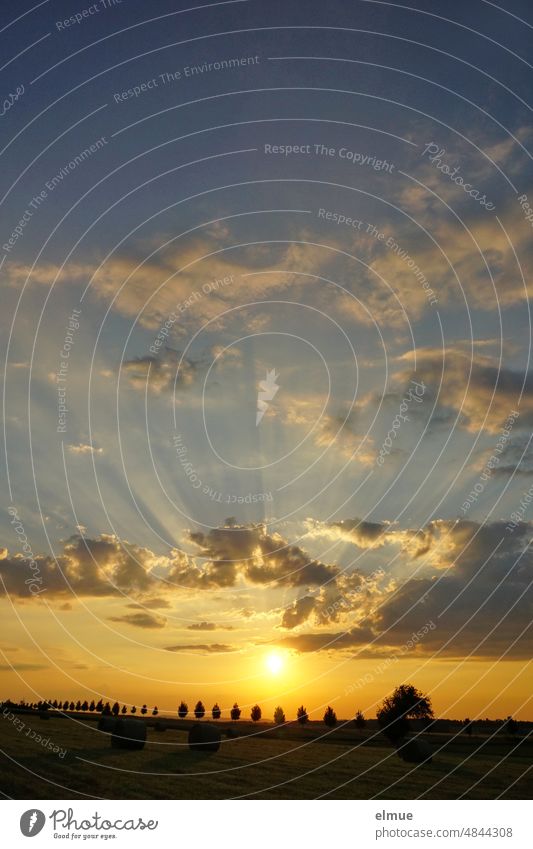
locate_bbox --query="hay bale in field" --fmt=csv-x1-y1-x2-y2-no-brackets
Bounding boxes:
188,723,221,752
154,720,167,732
225,726,239,738
97,716,117,733
111,718,146,750
396,737,433,764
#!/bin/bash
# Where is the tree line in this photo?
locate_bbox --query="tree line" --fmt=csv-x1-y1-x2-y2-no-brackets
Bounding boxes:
1,685,521,735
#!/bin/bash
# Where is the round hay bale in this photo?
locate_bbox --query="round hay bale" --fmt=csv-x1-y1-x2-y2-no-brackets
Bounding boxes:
111,718,146,750
225,726,239,738
396,737,433,764
154,720,167,732
98,716,117,733
188,722,221,752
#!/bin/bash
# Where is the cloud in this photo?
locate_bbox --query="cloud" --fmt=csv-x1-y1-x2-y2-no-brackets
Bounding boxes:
108,612,167,629
397,348,530,433
67,443,103,455
310,517,392,548
0,534,180,600
186,621,234,631
188,523,339,588
126,598,172,609
276,520,533,659
121,347,200,394
0,663,49,671
281,596,317,629
491,437,533,477
164,643,236,653
0,522,338,602
2,519,530,659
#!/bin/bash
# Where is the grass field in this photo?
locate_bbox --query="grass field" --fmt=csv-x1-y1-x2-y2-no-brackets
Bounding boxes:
0,714,531,800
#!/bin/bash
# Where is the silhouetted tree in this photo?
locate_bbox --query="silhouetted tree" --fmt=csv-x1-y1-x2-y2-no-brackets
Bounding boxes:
194,700,205,719
81,700,89,712
131,705,137,714
251,704,262,722
152,706,159,716
69,701,75,711
212,703,221,720
297,705,309,724
121,705,127,715
377,684,433,744
112,702,120,717
89,700,96,712
354,710,366,729
96,699,104,713
324,706,337,727
75,700,82,711
230,702,241,721
141,704,147,715
52,699,58,709
178,701,188,719
274,705,286,725
62,700,69,711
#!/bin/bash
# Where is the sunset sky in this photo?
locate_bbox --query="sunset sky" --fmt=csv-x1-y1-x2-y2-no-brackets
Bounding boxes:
1,0,532,721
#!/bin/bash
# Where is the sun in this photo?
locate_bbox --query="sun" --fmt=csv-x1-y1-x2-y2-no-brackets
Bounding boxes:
265,652,285,675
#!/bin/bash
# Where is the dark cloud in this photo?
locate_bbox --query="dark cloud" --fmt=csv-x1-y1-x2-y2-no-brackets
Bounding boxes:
164,643,236,653
122,347,200,394
0,534,162,599
108,612,167,629
126,598,172,610
278,520,533,659
398,349,530,434
281,596,317,629
189,523,339,588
